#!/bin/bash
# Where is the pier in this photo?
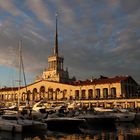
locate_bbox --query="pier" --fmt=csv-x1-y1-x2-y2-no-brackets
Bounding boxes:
45,98,140,109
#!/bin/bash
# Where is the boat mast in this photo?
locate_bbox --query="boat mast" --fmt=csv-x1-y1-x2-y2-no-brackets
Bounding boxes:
20,43,29,106
19,40,29,105
18,41,22,112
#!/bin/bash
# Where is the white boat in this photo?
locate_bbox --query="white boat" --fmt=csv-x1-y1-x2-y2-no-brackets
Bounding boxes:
0,118,22,133
113,111,136,122
43,116,85,131
78,112,117,128
20,101,48,120
0,114,47,133
94,107,136,122
42,111,85,131
3,110,18,115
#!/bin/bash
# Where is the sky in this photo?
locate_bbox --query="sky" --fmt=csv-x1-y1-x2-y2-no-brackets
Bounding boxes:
0,0,140,87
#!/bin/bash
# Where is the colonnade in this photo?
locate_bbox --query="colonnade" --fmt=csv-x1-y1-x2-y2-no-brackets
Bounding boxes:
0,86,117,102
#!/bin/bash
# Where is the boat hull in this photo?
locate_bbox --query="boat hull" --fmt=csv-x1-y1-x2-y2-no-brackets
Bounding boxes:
0,121,22,133
0,115,47,133
44,118,85,131
115,113,136,122
78,114,116,130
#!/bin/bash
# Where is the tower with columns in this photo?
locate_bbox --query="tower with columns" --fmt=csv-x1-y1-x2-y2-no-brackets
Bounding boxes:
42,15,70,83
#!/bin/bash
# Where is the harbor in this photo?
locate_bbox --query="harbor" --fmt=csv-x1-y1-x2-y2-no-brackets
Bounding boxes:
0,0,140,139
1,123,140,140
1,100,140,140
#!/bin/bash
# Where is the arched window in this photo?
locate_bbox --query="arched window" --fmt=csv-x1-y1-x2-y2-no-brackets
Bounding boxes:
40,86,45,99
111,87,116,98
22,92,26,101
55,88,60,100
96,89,100,99
33,88,38,101
48,88,53,100
88,89,93,99
27,90,32,101
75,90,79,100
81,90,86,99
62,90,67,100
103,88,108,99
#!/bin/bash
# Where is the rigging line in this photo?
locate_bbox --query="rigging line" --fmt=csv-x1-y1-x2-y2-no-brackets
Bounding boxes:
20,41,29,105
21,53,28,97
17,41,22,113
20,48,27,90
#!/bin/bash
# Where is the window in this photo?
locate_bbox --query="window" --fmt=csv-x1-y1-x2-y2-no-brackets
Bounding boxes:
103,88,108,99
33,88,37,101
40,86,45,99
111,88,116,98
75,90,79,100
62,90,67,100
81,90,86,99
88,89,93,99
96,89,100,99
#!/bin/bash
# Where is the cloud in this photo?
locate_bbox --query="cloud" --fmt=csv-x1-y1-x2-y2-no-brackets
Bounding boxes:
0,0,139,85
0,0,23,16
25,0,52,26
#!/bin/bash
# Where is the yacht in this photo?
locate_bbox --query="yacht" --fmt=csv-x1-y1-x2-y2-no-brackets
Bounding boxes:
94,107,136,122
44,117,85,131
0,117,22,133
77,111,117,127
0,114,47,133
42,110,85,131
112,109,136,122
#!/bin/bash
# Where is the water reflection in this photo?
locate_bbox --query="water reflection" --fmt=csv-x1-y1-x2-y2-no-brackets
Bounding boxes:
1,123,140,140
116,123,140,140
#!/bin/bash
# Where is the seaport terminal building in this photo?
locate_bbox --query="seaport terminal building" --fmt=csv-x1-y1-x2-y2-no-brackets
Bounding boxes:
0,17,139,109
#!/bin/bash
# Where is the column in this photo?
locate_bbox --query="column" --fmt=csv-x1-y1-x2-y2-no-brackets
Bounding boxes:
108,83,111,98
135,100,138,108
93,85,96,98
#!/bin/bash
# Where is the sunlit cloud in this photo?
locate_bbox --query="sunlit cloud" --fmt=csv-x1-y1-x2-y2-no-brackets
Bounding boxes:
25,0,52,26
0,0,139,86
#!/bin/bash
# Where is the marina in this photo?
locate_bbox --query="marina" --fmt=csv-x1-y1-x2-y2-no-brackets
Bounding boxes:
0,1,139,139
1,100,140,134
1,121,140,140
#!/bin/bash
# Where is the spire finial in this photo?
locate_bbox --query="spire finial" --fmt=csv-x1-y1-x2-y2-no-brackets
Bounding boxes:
54,12,58,55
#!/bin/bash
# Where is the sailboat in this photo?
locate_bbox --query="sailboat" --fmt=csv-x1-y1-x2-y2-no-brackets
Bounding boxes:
0,41,47,133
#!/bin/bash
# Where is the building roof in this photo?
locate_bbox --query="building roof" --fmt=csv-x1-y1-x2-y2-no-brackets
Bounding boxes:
73,75,137,86
0,87,24,92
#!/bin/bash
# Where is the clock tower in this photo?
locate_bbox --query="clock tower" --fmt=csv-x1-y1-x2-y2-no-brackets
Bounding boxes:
42,14,70,83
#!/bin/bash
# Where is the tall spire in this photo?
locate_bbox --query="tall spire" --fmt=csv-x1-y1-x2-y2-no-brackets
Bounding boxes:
54,13,58,55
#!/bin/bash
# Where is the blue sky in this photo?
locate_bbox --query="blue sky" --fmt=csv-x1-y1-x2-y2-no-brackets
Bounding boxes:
0,0,140,87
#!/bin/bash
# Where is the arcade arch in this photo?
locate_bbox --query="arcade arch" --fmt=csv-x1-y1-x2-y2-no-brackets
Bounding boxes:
103,88,108,99
88,89,93,99
40,86,45,99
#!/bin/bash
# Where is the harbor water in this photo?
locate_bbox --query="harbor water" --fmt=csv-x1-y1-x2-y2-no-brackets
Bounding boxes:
1,122,140,140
